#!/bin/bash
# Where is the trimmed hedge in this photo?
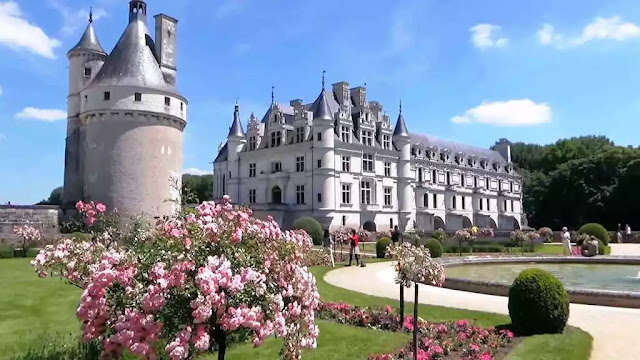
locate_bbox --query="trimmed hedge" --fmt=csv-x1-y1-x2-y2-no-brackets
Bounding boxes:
0,247,40,259
508,268,570,335
577,223,610,245
292,217,323,246
376,237,392,258
431,229,448,242
425,238,443,258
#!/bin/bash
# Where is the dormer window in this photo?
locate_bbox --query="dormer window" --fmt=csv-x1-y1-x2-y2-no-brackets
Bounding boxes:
248,136,256,151
295,127,304,143
382,134,391,150
340,126,351,143
270,131,281,147
361,130,373,146
480,159,488,169
494,163,502,171
84,67,92,77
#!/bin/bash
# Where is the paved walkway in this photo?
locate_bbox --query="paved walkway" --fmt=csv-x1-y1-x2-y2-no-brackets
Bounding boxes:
325,261,640,360
610,243,640,256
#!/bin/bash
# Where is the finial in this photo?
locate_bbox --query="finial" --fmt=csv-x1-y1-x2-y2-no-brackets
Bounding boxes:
271,86,275,105
235,97,238,105
399,100,402,114
364,82,367,87
89,7,93,23
322,70,326,89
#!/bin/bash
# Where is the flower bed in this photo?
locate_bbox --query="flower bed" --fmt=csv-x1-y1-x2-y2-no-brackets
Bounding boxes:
318,302,515,360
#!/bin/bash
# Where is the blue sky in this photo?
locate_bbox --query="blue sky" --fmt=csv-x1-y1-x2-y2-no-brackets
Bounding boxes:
1,0,640,204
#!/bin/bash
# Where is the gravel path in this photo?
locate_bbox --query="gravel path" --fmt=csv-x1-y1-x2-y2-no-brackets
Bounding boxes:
325,261,640,360
610,243,640,256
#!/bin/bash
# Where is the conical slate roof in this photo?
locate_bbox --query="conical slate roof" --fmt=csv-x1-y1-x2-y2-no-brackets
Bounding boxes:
228,104,245,137
311,89,333,121
69,22,105,54
89,16,175,93
393,111,409,137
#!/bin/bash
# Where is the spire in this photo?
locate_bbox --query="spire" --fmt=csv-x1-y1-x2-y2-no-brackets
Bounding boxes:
271,86,275,106
393,100,409,137
228,102,245,138
312,71,333,121
68,10,106,55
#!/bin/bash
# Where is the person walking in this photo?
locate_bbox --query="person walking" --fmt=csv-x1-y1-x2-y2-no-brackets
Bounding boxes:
347,229,360,266
323,229,335,267
562,227,572,256
391,225,403,244
626,224,631,242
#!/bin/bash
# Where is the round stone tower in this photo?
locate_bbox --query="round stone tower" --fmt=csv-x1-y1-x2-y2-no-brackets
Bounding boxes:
65,0,187,221
393,103,414,231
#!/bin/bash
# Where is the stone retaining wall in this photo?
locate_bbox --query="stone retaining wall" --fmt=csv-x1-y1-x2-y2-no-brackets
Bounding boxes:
0,205,61,245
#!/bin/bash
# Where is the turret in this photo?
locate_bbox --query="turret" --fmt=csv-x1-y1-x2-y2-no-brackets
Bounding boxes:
393,101,413,230
312,71,336,213
227,102,246,163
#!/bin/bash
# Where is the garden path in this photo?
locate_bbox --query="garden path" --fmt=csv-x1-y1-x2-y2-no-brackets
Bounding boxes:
325,261,640,360
610,243,640,256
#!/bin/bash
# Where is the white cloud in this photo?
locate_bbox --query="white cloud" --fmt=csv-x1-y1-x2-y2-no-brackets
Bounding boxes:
538,17,640,48
451,99,551,126
470,24,508,49
0,1,61,58
48,0,107,36
183,168,211,176
16,107,66,122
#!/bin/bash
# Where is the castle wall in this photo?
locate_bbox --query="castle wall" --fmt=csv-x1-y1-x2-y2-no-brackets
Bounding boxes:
0,205,60,245
81,86,187,120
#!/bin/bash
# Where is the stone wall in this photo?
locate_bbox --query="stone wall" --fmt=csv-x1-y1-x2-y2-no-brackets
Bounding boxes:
0,205,61,245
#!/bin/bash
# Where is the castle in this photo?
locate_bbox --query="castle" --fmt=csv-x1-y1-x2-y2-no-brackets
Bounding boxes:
63,1,186,220
213,78,523,232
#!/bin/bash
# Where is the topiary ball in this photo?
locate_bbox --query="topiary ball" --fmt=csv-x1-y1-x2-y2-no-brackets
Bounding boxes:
376,237,392,258
425,238,443,258
431,229,448,243
292,217,323,246
577,223,610,245
508,268,570,335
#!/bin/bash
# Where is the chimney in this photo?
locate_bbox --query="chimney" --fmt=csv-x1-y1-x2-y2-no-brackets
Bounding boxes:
494,138,512,163
154,14,178,86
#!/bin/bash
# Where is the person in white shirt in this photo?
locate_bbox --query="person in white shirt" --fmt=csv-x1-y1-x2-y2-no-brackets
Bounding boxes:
562,227,572,256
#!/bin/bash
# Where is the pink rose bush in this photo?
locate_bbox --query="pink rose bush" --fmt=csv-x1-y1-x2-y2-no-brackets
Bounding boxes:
318,302,513,360
386,242,445,287
538,227,554,242
13,223,43,257
32,196,320,360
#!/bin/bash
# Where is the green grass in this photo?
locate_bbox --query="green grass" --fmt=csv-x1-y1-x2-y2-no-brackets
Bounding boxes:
0,258,592,360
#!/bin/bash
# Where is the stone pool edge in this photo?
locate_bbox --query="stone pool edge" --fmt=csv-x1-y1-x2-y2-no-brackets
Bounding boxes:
440,256,640,309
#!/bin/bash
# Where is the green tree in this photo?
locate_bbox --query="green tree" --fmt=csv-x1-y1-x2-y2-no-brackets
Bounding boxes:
36,186,63,205
181,174,213,204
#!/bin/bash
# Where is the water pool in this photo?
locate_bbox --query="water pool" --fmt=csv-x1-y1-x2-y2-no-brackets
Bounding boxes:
445,262,640,293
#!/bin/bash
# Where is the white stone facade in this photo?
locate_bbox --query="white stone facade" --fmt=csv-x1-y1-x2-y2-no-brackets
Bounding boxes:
213,81,522,232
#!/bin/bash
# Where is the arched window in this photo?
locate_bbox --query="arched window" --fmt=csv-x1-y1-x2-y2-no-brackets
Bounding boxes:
272,186,282,204
423,193,429,208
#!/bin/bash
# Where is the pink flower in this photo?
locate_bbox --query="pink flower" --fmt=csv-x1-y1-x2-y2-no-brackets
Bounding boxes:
192,326,210,351
96,203,107,213
75,201,84,211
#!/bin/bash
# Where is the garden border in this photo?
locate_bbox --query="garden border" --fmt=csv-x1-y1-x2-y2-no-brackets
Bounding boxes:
441,256,640,309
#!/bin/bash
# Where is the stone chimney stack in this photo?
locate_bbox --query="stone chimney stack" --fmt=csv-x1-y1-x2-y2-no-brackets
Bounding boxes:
494,138,512,163
154,14,178,86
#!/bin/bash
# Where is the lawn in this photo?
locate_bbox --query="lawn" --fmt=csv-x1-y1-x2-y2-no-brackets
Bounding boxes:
0,258,592,360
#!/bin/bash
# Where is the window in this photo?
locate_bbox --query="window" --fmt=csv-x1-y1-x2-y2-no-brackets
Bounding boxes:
272,162,282,173
249,189,256,204
296,156,305,172
272,186,282,204
510,181,514,192
180,102,184,111
134,93,142,102
418,168,423,182
361,130,373,146
390,218,394,228
317,193,322,203
432,170,437,184
461,174,465,187
479,198,484,211
248,136,256,151
164,97,171,106
461,196,466,210
504,200,507,211
295,127,304,143
486,199,491,211
382,135,391,150
317,132,322,141
423,193,429,208
452,196,457,210
317,159,322,168
510,200,514,212
446,172,451,185
341,126,350,142
384,162,391,177
341,184,351,204
249,163,256,177
341,155,350,172
270,131,281,147
296,185,305,204
384,187,392,206
432,194,438,209
103,91,110,101
84,67,92,77
361,181,372,204
362,154,374,172
342,216,347,226
474,176,478,188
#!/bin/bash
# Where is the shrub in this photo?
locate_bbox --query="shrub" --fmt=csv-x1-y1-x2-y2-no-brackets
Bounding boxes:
444,245,472,253
508,268,569,335
425,238,443,258
538,227,554,242
293,217,323,245
577,223,610,245
472,244,506,253
363,220,377,232
431,229,448,242
376,237,392,258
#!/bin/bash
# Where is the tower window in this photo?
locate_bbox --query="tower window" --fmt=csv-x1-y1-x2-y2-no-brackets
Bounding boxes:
84,67,92,77
103,91,110,101
317,132,322,141
317,193,322,203
164,97,171,106
180,102,184,111
134,93,142,102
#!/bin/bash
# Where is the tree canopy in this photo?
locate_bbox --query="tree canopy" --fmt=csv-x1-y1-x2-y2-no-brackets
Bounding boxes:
181,174,213,204
495,136,640,230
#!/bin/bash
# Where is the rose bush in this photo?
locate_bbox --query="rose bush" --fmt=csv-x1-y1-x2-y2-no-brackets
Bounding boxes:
13,223,43,257
385,242,445,287
32,196,320,360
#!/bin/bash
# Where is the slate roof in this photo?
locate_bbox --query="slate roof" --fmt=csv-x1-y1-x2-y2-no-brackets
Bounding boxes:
69,22,106,54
